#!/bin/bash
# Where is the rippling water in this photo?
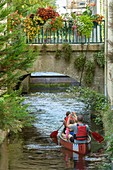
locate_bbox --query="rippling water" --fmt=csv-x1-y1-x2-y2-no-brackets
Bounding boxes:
24,92,87,136
0,92,107,170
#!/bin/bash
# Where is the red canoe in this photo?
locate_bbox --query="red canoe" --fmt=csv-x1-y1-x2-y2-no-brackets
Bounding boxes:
60,133,91,155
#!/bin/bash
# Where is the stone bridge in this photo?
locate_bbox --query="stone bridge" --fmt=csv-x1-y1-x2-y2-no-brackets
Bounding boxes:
22,44,104,93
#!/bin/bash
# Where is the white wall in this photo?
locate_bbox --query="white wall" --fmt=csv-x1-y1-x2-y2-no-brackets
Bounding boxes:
106,0,113,106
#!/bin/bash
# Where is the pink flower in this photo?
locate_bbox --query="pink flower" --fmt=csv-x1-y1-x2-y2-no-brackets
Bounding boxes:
72,25,77,29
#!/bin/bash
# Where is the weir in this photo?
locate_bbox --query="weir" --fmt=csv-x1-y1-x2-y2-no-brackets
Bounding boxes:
21,44,104,93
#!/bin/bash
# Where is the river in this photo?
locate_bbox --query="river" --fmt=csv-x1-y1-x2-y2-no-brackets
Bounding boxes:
0,92,108,170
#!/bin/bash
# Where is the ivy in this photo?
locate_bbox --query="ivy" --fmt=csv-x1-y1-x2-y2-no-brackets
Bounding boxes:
74,54,86,71
94,50,105,68
55,43,72,62
62,43,72,62
84,60,95,86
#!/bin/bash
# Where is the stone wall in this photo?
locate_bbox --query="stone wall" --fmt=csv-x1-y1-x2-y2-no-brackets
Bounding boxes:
22,44,104,93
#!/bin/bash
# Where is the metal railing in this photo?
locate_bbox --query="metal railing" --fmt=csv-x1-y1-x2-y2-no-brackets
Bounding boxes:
26,20,105,44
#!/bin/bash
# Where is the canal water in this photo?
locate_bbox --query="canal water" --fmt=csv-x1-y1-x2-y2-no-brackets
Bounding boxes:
0,92,108,170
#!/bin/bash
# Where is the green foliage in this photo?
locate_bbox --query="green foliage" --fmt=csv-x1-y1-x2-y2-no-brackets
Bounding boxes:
74,48,104,86
67,86,108,112
62,43,72,62
0,0,38,133
67,86,113,157
44,16,64,31
0,1,38,91
74,56,95,86
94,50,105,68
102,109,113,156
84,60,95,86
75,14,94,38
0,91,34,133
9,0,56,16
74,54,85,71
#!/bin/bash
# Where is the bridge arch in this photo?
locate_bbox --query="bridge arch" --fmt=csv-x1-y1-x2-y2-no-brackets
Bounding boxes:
22,44,104,93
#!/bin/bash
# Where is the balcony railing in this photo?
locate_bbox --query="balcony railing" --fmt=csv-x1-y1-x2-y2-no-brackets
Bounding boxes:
26,20,105,44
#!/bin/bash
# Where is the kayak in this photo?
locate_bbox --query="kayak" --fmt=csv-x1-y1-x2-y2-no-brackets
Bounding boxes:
60,132,91,155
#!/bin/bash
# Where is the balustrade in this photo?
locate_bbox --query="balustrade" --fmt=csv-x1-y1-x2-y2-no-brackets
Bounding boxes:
26,20,105,44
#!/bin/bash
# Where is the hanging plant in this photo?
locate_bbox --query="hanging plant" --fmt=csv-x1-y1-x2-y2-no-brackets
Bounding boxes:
62,44,72,62
74,14,94,38
36,7,59,21
44,16,64,31
84,60,95,86
24,15,41,40
74,54,86,71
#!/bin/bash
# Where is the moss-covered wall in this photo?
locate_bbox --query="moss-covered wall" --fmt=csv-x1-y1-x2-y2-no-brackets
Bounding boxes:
22,44,104,93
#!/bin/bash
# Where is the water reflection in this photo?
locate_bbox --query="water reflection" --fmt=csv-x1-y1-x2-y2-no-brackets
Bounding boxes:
0,92,106,170
61,147,87,169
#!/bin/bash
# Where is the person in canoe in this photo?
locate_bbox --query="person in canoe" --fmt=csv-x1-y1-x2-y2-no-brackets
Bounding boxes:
63,111,71,134
63,111,77,139
67,114,90,143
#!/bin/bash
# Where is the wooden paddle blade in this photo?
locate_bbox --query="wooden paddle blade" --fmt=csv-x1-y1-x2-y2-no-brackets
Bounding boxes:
51,137,58,145
91,131,104,143
50,130,58,138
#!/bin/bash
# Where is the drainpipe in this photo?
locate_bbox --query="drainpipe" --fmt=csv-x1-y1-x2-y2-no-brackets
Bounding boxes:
104,0,108,97
66,0,68,13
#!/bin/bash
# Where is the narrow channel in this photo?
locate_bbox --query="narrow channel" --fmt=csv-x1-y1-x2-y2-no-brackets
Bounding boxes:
0,91,106,170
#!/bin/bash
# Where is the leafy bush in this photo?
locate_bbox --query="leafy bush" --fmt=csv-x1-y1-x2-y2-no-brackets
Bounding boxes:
67,86,113,157
0,91,34,133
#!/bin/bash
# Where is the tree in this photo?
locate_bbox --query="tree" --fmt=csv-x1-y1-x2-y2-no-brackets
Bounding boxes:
8,0,56,15
0,0,39,132
0,1,38,91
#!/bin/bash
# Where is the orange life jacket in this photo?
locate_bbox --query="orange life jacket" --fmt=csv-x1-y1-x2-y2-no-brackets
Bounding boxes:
65,116,68,123
75,124,88,140
65,116,68,125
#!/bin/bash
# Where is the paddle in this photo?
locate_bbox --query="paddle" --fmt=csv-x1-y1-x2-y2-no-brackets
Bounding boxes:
90,131,104,143
50,124,63,138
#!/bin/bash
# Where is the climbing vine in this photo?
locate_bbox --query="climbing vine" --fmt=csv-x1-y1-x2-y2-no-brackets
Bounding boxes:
74,49,104,86
93,49,105,68
74,54,86,71
55,43,72,62
74,54,96,86
54,44,104,87
62,43,72,62
84,60,95,86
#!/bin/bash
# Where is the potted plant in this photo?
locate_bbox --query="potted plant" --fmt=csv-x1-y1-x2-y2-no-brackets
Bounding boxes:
91,14,104,25
24,6,60,40
36,7,59,21
43,16,64,31
74,14,94,38
24,15,41,40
